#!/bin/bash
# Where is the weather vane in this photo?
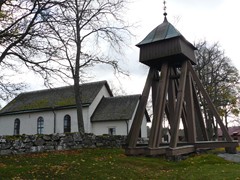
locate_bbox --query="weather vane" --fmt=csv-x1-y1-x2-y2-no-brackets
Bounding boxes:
163,0,167,17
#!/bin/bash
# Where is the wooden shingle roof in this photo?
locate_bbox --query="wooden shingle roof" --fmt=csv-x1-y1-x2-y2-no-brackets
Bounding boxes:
91,95,141,122
0,81,112,115
136,17,196,50
136,17,182,47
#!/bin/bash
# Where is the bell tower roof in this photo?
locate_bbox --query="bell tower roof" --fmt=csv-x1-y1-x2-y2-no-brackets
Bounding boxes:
136,2,196,67
136,17,183,47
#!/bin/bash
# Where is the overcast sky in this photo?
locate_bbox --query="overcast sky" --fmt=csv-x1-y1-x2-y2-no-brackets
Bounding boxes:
2,0,240,106
93,0,240,96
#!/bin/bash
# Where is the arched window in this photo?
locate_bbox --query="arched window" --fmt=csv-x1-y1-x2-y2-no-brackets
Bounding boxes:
64,115,71,133
37,117,44,134
14,118,20,135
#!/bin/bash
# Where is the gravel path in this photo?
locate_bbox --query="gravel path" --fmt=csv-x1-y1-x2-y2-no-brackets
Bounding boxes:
218,153,240,163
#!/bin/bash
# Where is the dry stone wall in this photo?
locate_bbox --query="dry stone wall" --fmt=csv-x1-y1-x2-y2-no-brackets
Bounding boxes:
0,133,132,155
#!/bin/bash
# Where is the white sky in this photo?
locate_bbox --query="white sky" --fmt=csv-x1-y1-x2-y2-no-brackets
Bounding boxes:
94,0,240,96
1,0,240,106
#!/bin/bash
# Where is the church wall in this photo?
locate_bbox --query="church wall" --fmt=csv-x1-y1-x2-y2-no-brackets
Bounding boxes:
0,107,90,135
0,111,55,135
92,121,128,135
86,86,112,133
0,84,148,137
127,101,148,138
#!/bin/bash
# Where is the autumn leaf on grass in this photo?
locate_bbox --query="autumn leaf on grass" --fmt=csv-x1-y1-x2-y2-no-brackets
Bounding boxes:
0,163,6,168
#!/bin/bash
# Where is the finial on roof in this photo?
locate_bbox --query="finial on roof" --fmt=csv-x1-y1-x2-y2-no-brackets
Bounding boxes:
163,0,167,20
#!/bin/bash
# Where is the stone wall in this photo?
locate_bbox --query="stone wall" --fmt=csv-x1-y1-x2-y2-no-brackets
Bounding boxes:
0,133,148,155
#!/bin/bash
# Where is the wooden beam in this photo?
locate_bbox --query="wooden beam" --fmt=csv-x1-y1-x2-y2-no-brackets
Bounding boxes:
149,63,170,148
167,68,176,129
146,147,168,156
194,141,239,149
187,61,232,142
181,104,189,141
167,146,195,156
185,72,196,143
191,79,209,141
127,68,156,148
125,146,168,156
170,61,188,148
152,71,160,112
171,68,188,140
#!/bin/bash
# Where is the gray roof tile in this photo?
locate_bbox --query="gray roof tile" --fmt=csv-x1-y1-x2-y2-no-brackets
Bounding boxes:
91,95,140,122
0,81,112,115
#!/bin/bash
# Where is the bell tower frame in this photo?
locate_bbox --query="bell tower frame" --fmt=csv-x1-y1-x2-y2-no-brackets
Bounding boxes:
125,13,238,156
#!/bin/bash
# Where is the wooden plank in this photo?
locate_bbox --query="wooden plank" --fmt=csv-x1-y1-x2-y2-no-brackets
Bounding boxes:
187,61,232,142
127,68,156,148
194,141,239,149
125,147,168,156
149,63,170,148
172,68,188,140
185,72,196,143
171,68,188,140
146,147,168,156
167,145,195,156
167,68,176,129
169,61,188,148
191,79,209,141
152,71,160,112
181,104,189,141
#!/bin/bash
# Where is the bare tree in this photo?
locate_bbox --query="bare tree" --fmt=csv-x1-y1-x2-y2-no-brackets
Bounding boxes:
194,40,240,138
0,0,66,100
33,0,131,134
109,81,127,97
1,0,131,134
0,63,25,101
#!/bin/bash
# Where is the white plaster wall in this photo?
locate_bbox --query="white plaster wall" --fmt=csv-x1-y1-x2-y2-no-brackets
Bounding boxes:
0,115,19,135
0,85,149,137
127,116,148,138
92,121,128,135
54,108,77,133
0,106,148,136
0,107,93,135
54,107,89,133
86,85,111,133
141,115,148,138
0,111,55,135
127,101,148,138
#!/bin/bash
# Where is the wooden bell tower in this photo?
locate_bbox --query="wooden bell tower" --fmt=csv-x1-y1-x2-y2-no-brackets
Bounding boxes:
125,11,238,156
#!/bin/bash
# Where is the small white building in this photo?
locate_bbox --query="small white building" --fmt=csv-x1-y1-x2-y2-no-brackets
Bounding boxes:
0,81,150,137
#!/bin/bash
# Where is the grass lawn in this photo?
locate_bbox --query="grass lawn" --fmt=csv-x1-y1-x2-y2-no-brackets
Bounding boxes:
0,148,239,179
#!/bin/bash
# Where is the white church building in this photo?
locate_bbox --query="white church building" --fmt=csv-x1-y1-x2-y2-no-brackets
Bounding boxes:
0,81,149,137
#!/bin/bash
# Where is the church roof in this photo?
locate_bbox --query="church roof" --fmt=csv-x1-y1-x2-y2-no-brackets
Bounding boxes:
0,81,112,115
91,95,150,122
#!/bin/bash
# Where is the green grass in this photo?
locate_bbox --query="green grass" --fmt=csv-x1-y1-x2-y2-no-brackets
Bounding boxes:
0,148,239,179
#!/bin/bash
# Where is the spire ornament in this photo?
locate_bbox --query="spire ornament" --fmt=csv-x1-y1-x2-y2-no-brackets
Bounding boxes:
163,0,167,17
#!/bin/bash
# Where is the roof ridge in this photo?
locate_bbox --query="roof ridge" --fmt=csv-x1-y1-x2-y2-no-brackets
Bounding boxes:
104,94,141,99
20,80,107,95
20,85,73,95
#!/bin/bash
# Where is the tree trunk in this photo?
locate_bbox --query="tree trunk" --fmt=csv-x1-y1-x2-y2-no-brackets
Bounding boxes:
74,0,85,135
74,77,85,135
225,111,228,130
